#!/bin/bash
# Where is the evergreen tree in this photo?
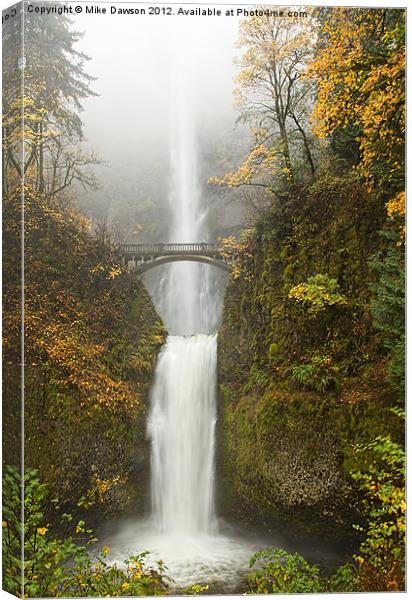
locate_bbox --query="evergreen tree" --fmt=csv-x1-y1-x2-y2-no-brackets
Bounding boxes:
2,2,99,195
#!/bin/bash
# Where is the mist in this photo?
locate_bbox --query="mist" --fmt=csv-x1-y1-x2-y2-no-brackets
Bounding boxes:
70,4,249,241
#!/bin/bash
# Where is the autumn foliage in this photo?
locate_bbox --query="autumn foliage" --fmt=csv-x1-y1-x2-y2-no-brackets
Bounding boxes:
215,7,405,594
3,186,164,517
309,8,405,198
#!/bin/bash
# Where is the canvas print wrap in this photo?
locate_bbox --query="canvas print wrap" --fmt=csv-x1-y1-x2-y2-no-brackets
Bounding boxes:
2,1,405,596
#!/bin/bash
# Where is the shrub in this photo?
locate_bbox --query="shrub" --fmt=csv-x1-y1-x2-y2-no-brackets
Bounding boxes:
351,425,405,591
247,548,359,594
288,274,347,316
326,563,358,592
247,548,324,593
2,465,170,597
291,355,339,393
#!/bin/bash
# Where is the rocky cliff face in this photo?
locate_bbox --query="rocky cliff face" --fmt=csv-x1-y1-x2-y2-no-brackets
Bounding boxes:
216,174,402,538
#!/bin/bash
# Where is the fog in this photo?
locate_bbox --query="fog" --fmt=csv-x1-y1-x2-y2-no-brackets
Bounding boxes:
69,3,249,240
76,5,239,158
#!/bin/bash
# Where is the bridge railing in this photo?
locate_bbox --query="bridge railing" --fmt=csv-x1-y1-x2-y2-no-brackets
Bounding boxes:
120,243,221,255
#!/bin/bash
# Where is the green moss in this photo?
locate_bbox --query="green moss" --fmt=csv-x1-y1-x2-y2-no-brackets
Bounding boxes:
217,174,402,538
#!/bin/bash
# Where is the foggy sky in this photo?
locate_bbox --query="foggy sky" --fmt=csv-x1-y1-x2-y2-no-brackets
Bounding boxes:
72,3,242,167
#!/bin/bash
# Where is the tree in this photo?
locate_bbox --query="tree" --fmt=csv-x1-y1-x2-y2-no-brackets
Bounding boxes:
309,8,405,200
210,10,317,197
2,3,99,195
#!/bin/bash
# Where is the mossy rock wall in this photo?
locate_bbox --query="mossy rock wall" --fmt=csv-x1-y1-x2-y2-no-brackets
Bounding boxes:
216,175,402,538
3,189,165,524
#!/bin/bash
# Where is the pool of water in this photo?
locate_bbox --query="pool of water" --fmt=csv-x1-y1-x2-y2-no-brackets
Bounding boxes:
98,516,352,593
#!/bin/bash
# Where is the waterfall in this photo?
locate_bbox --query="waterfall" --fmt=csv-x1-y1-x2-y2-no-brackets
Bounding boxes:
147,54,219,535
102,25,342,590
155,55,220,336
148,335,217,535
106,39,254,590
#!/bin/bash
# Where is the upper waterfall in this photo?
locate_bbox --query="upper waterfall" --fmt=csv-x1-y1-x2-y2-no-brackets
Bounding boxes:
155,52,222,335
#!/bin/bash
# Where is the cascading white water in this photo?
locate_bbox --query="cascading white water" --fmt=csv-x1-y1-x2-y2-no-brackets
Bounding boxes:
147,51,222,539
156,58,220,336
148,335,218,536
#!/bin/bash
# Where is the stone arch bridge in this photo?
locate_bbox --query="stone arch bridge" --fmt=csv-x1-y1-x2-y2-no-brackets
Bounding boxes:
120,243,231,275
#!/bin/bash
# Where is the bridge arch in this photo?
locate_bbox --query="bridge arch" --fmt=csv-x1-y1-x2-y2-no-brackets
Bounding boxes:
131,254,231,275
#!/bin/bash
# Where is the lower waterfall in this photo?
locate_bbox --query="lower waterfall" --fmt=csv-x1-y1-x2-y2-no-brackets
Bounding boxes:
104,325,256,589
148,334,218,536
